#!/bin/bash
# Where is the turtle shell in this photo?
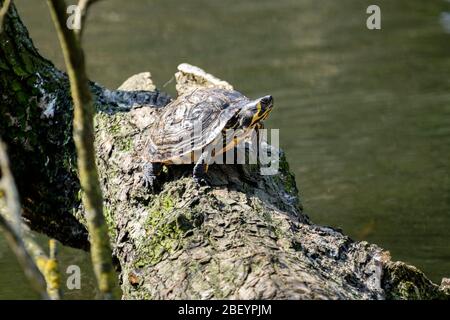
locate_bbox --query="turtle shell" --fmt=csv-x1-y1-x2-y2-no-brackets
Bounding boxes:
147,88,250,162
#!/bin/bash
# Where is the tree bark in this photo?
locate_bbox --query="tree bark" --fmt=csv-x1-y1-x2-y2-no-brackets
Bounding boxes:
0,3,448,300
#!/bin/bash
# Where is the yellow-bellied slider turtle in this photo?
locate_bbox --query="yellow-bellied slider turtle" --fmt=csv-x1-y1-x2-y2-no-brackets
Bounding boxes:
142,87,273,186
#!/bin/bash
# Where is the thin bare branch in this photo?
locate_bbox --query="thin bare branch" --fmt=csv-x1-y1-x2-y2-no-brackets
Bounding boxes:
0,140,49,299
0,0,11,33
47,0,117,299
46,239,62,300
77,0,102,39
0,138,21,236
25,238,62,300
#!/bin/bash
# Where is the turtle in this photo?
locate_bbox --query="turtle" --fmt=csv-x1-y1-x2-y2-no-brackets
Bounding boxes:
142,87,273,187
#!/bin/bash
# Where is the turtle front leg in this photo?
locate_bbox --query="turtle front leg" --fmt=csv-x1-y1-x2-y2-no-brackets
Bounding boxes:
142,162,162,190
193,151,211,186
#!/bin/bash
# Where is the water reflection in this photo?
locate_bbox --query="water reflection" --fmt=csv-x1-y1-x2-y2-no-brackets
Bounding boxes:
440,12,450,33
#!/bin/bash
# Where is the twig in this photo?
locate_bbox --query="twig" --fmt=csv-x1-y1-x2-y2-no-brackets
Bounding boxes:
46,239,62,300
0,137,21,236
47,0,117,299
0,140,49,299
76,0,102,39
25,238,62,300
0,0,11,33
0,216,49,299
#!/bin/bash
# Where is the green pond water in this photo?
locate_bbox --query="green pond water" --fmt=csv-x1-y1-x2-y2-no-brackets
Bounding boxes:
1,0,449,299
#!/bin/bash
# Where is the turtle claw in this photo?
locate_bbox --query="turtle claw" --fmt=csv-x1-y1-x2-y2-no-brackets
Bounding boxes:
192,152,211,188
193,176,209,187
142,174,157,190
141,162,161,191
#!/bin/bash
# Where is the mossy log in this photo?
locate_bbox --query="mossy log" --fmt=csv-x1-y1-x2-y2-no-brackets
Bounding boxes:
0,3,448,300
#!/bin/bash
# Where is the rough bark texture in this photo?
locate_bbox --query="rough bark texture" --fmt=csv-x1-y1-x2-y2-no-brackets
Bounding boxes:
47,0,117,298
0,4,87,249
0,3,448,300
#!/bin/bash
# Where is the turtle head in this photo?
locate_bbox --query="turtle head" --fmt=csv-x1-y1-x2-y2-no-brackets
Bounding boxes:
232,95,273,130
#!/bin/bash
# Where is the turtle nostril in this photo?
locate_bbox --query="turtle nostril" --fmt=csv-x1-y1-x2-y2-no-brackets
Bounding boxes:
261,95,273,107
